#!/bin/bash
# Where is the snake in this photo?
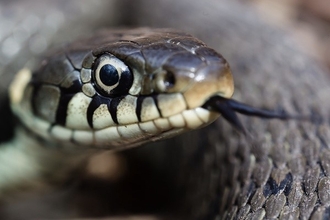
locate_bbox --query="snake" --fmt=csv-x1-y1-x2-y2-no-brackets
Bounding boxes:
2,1,330,219
4,27,298,218
10,27,294,152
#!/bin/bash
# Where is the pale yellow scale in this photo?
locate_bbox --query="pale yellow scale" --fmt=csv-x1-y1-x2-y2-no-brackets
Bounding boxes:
157,93,187,117
94,126,122,145
73,130,94,145
116,95,138,124
51,125,72,141
92,104,115,130
168,114,186,128
66,92,92,130
138,121,159,135
140,97,160,121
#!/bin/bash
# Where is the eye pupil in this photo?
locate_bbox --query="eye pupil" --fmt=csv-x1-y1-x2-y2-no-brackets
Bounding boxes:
99,64,119,86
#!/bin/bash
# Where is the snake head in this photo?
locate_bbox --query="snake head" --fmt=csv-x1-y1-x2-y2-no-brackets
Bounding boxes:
9,28,298,149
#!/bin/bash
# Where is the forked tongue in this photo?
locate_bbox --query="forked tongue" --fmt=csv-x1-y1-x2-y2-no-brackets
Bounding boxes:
202,96,307,134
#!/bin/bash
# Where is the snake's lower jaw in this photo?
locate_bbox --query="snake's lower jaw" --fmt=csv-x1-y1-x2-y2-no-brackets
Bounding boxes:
123,107,219,149
88,106,219,149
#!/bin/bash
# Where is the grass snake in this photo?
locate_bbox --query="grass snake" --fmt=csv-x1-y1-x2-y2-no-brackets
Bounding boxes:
1,1,330,219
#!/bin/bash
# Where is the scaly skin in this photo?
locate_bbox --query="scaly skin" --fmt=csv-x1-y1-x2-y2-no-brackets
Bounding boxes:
1,1,330,220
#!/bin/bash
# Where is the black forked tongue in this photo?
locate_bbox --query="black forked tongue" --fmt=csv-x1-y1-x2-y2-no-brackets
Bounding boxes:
202,96,306,134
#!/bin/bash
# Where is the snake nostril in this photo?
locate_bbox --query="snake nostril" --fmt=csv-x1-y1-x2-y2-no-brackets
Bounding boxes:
164,71,176,89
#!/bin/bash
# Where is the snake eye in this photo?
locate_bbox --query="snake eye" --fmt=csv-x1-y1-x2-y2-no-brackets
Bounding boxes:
93,54,133,96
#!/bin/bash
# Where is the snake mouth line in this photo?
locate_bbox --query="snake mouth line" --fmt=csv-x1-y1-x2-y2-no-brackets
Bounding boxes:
202,96,305,134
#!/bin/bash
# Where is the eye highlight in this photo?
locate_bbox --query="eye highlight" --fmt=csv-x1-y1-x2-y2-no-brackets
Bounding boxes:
93,54,133,96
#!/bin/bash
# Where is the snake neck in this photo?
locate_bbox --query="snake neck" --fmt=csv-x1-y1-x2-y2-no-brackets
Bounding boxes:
0,126,90,195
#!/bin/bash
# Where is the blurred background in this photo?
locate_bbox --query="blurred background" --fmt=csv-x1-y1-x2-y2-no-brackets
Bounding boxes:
250,0,330,69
